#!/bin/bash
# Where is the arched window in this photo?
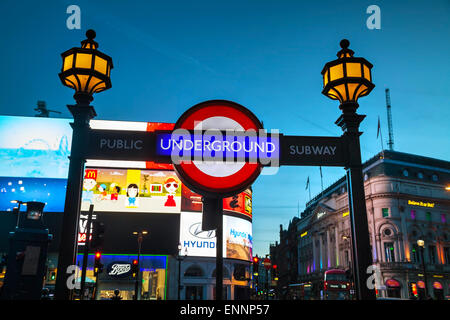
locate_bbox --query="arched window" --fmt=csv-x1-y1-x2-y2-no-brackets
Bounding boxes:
212,267,230,279
184,265,204,277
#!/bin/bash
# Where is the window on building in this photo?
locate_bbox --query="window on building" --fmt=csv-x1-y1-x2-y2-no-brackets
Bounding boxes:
382,208,389,218
184,266,204,277
402,169,409,177
431,174,438,182
426,212,432,222
444,247,450,265
417,172,424,179
384,242,395,262
411,210,416,220
411,244,419,263
428,245,437,264
345,250,350,268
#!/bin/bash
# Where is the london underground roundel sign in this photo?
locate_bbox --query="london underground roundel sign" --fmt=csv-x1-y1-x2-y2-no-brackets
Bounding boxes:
172,100,264,197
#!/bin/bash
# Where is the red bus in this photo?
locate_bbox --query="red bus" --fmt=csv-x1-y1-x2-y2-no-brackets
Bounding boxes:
323,269,351,300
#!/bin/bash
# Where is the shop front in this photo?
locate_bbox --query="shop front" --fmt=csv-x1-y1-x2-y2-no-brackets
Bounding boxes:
432,281,444,300
76,254,168,300
385,279,401,298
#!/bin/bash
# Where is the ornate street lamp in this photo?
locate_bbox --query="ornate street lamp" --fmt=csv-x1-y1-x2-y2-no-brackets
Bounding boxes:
417,239,428,299
322,40,376,300
59,29,113,105
132,230,148,300
55,30,113,300
321,39,374,112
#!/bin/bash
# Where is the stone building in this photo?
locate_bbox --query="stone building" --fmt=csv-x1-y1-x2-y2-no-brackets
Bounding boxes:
293,150,449,299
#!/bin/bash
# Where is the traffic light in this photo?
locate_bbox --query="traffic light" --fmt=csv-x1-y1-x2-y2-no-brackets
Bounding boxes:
94,251,103,276
131,259,139,278
50,271,56,281
252,256,259,275
272,264,278,281
91,221,105,249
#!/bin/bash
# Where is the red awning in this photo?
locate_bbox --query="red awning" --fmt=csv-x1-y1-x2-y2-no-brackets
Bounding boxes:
433,281,443,290
386,279,401,288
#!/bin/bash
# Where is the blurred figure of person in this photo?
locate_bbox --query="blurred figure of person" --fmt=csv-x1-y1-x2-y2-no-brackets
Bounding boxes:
111,289,122,301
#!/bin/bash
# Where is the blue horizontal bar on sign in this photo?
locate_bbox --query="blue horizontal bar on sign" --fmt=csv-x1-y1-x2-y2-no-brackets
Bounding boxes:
156,132,280,163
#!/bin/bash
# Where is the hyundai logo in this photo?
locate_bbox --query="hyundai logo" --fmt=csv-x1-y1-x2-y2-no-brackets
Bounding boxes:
189,222,216,239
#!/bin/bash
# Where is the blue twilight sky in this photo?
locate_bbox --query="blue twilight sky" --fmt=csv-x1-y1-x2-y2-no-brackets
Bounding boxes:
0,0,449,256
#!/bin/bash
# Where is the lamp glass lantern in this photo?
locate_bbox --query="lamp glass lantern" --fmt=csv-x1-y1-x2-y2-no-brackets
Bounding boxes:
417,239,425,247
58,29,113,103
321,39,374,110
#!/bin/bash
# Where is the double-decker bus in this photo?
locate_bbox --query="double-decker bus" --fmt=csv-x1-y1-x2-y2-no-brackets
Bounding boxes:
323,269,351,300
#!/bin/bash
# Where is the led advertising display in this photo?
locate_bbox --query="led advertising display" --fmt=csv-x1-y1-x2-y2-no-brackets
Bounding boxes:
182,184,252,220
0,177,67,212
0,116,72,179
0,115,175,212
179,211,253,261
81,168,182,213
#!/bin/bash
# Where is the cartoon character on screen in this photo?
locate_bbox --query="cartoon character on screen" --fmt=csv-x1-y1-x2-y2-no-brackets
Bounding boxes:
126,183,139,208
98,184,108,201
82,169,97,204
110,184,121,201
163,177,179,207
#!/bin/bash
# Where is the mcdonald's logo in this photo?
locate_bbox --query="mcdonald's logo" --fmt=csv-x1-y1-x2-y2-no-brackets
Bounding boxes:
84,169,98,180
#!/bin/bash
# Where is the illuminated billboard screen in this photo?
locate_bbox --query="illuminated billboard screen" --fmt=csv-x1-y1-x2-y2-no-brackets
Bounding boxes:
182,185,252,220
81,168,182,213
0,116,72,179
179,211,253,261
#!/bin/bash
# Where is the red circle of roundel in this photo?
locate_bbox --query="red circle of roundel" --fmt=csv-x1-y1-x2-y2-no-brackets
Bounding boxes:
173,100,263,197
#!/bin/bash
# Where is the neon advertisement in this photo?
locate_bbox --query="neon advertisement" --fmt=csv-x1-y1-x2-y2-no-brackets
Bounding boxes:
80,168,182,213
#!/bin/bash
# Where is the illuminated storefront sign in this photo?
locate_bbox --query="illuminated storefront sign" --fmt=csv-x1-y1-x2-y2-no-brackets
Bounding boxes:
408,200,435,208
156,132,278,163
78,213,97,246
80,168,182,213
106,262,132,278
342,211,349,217
179,211,252,261
300,231,308,238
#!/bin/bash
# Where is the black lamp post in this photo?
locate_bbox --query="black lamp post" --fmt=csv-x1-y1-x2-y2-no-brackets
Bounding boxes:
321,39,376,300
417,239,428,299
54,29,113,300
133,230,148,300
176,243,187,300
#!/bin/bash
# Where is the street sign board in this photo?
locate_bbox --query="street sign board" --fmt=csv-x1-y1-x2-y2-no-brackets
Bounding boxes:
280,135,347,167
171,100,267,197
85,129,156,161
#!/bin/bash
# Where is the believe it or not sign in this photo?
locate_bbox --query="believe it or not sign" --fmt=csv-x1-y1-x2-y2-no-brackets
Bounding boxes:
280,136,346,167
407,200,435,208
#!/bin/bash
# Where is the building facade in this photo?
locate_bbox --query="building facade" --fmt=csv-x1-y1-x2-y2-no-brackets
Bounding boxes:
285,151,450,299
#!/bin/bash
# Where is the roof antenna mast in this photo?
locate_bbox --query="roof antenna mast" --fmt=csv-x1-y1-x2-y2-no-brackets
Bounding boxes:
385,88,394,151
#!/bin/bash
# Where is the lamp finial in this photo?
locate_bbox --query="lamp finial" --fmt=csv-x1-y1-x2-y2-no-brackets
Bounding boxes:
86,29,96,40
340,39,350,49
